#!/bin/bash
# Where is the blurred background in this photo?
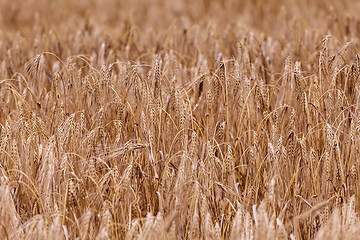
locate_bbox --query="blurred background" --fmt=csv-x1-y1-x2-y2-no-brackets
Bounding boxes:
1,0,358,39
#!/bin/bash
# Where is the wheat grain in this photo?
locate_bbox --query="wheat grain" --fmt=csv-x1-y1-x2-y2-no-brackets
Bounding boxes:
1,1,360,239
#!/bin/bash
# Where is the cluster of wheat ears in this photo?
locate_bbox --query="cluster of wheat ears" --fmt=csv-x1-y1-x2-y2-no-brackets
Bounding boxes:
2,0,360,239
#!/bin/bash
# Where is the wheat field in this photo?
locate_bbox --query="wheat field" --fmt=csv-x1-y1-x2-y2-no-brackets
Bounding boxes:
1,0,360,239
